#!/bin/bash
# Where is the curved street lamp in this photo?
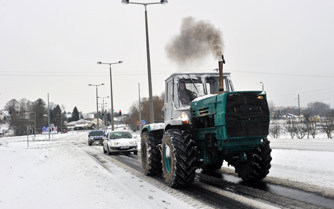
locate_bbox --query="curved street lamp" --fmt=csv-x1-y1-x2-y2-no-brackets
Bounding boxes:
121,0,168,124
97,61,122,130
88,83,104,130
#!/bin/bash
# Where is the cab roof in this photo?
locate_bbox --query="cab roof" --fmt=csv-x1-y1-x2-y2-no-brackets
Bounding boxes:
165,72,231,82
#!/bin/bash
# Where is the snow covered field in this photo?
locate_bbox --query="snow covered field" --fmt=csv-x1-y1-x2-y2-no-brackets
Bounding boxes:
1,132,334,209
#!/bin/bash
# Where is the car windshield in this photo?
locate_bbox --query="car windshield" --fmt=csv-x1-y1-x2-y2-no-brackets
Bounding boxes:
109,132,132,139
89,131,104,136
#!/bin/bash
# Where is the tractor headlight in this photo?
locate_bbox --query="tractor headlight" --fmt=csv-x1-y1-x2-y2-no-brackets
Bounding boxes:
179,112,190,124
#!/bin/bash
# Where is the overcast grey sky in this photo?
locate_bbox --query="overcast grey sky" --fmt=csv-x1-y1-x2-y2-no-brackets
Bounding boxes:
1,0,334,113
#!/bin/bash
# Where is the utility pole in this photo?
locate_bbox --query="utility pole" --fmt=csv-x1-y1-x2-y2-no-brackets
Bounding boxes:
98,96,109,129
34,113,36,138
60,113,62,133
47,93,50,140
96,86,99,129
298,94,301,120
138,83,142,130
26,126,29,148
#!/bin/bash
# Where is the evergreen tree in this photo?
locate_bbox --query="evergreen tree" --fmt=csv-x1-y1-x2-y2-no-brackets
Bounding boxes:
31,98,47,133
51,105,62,129
71,107,80,121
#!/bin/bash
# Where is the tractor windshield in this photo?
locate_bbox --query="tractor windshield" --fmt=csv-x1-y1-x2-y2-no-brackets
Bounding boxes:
178,76,219,106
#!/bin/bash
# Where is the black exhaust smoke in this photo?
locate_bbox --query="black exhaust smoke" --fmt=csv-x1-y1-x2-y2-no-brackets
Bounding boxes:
165,17,224,65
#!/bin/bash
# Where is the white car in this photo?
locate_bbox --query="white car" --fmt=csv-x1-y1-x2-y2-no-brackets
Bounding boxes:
103,131,138,155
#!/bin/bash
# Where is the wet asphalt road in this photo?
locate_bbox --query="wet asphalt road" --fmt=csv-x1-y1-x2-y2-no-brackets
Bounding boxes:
76,138,334,209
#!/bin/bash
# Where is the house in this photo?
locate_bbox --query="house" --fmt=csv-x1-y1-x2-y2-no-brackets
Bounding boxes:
0,110,9,121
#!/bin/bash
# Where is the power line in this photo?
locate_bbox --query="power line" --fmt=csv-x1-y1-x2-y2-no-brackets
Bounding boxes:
0,72,171,77
231,70,334,78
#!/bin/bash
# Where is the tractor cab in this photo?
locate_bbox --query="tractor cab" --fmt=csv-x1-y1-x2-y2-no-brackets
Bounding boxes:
164,73,234,122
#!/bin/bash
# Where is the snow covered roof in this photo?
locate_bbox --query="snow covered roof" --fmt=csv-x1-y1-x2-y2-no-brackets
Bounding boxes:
0,110,9,116
165,72,231,82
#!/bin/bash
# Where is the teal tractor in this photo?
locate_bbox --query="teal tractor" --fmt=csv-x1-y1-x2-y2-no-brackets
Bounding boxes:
141,57,272,188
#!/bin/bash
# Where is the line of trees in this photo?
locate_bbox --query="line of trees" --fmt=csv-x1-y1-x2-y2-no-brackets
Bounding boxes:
125,93,165,131
269,102,334,139
3,98,81,136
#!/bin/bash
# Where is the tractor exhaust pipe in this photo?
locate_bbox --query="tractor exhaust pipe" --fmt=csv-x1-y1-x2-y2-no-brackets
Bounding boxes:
219,55,225,93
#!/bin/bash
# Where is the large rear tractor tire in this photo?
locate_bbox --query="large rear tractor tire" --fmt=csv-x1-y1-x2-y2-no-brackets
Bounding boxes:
161,129,197,188
235,138,272,181
141,131,162,176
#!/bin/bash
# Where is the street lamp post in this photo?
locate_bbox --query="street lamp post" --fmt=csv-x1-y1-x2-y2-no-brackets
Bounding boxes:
97,61,123,131
122,0,168,124
98,96,109,128
88,83,104,130
260,82,264,91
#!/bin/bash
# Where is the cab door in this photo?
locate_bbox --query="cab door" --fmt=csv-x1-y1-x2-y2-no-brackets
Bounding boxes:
164,78,174,121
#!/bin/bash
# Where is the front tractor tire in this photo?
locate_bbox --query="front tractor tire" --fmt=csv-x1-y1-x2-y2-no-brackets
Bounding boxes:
141,132,162,176
161,129,197,188
235,138,272,181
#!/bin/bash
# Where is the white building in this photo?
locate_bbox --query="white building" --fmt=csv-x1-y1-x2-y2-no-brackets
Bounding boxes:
0,110,9,121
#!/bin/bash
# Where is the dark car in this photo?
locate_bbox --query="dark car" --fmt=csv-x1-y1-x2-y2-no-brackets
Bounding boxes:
88,130,105,146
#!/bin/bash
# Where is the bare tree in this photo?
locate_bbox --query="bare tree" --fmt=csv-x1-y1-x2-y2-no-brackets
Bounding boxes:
125,93,165,131
310,119,318,139
285,118,298,139
269,122,281,138
296,123,307,139
303,111,312,139
321,110,334,139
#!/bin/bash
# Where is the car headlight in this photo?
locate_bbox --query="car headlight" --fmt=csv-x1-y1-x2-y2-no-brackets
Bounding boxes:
178,112,190,124
130,141,137,145
110,141,118,146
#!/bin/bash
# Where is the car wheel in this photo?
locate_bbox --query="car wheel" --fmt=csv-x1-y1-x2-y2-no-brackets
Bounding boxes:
88,142,92,146
103,145,107,154
134,151,138,155
107,147,112,155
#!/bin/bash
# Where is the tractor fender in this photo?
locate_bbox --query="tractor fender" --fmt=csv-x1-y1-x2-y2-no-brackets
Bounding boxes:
164,119,186,132
141,123,165,136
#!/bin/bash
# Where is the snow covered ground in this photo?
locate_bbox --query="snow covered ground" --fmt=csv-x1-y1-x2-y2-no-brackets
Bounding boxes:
223,136,334,193
1,131,334,209
269,137,334,193
0,131,196,209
